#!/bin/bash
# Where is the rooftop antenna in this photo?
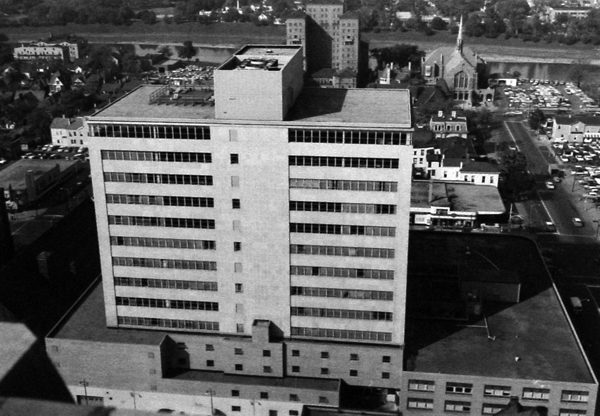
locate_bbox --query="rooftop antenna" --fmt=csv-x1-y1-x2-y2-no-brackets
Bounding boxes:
484,315,496,341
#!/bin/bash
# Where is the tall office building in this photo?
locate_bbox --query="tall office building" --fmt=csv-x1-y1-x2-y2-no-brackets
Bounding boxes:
44,45,598,416
44,45,414,414
286,1,368,88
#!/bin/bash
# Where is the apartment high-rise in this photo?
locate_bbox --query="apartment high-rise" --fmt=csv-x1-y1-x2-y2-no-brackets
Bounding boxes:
44,45,414,414
286,1,368,88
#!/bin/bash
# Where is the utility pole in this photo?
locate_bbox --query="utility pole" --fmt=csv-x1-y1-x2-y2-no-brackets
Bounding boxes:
79,379,89,405
206,389,215,415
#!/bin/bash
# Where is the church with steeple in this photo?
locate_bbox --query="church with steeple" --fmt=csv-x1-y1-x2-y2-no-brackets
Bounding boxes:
421,16,487,107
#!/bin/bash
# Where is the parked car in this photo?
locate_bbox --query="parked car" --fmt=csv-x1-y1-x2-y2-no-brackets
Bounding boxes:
572,217,584,227
545,181,555,190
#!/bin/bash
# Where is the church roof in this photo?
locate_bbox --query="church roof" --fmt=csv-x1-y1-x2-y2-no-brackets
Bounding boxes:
424,46,482,70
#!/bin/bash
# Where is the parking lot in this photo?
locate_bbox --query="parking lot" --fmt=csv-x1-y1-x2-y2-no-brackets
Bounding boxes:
22,144,88,162
498,79,599,116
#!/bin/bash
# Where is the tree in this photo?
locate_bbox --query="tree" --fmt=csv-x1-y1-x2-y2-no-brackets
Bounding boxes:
464,13,485,36
179,40,197,60
26,108,52,143
499,151,535,201
569,58,590,88
0,33,12,66
430,16,447,30
138,9,157,24
372,44,425,70
87,45,120,79
528,109,546,130
158,45,173,57
430,0,484,20
495,0,530,35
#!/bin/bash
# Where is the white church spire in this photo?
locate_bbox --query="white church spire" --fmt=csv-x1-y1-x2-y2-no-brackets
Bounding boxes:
456,15,464,53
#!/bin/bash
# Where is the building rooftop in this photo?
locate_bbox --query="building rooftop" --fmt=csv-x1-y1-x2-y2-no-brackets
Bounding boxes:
410,181,505,214
287,88,411,127
462,161,501,173
91,85,412,128
218,45,300,72
50,117,84,130
405,232,595,384
49,281,166,345
0,159,78,191
555,115,600,126
0,322,36,380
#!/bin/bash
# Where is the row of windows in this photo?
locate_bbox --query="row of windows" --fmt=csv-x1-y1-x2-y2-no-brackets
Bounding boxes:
407,399,586,416
118,315,219,331
290,201,396,214
291,244,395,259
108,215,215,229
101,150,211,163
106,194,214,208
409,381,589,403
116,297,218,311
289,156,399,169
91,124,211,140
104,172,213,185
231,407,302,416
290,265,394,280
291,326,392,342
290,223,396,237
112,257,217,271
291,286,393,300
289,178,398,192
110,236,215,250
291,307,392,321
114,277,218,291
291,350,392,364
288,129,409,145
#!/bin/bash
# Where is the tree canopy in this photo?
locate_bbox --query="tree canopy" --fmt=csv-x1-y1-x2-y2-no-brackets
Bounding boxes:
179,40,197,60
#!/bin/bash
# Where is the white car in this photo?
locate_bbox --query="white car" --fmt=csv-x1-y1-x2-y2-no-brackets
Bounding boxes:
545,181,555,190
572,218,584,227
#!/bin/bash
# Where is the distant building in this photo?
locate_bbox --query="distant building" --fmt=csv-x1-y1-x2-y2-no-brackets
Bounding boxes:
429,110,468,139
547,6,591,22
552,115,600,143
286,0,368,87
0,159,80,207
14,41,79,63
399,232,597,416
421,17,486,106
409,180,504,229
50,117,88,146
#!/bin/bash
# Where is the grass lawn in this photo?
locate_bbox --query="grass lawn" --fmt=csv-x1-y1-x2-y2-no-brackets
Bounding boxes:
2,22,599,63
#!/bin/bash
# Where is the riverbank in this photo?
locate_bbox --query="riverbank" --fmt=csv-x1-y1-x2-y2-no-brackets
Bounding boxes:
4,21,600,65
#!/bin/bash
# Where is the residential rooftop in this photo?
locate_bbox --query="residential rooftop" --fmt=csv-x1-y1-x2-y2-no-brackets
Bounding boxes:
410,181,505,214
405,232,595,384
90,85,411,128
